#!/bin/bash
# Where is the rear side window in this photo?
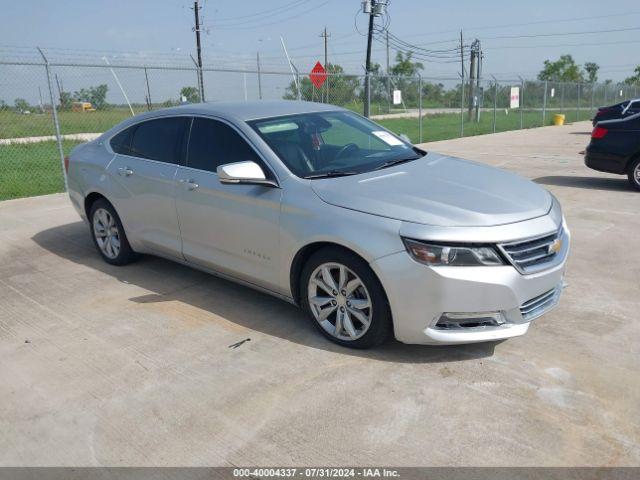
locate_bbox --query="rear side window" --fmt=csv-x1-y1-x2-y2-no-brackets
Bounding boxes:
110,127,134,155
187,117,260,173
128,117,188,164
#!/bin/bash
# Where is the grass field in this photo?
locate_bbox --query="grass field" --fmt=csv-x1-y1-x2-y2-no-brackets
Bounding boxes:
0,109,133,139
0,140,82,201
378,109,593,143
0,107,593,201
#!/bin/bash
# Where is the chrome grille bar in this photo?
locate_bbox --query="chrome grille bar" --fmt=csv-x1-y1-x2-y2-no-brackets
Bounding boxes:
498,227,566,274
519,285,562,321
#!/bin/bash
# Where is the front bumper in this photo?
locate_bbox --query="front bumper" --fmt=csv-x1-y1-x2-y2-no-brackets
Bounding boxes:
370,225,570,345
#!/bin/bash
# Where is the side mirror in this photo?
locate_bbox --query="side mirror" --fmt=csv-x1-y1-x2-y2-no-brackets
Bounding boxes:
217,161,278,187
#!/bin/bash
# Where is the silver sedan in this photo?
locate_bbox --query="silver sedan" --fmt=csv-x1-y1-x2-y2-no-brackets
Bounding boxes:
67,101,569,348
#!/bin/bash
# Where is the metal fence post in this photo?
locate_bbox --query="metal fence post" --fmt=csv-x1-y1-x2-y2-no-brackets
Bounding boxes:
460,72,465,137
366,74,371,118
518,76,524,129
189,54,204,102
144,66,152,110
295,69,301,101
418,74,423,143
491,75,497,133
576,83,581,122
561,82,565,113
387,75,391,113
37,47,67,192
542,80,548,126
590,82,595,116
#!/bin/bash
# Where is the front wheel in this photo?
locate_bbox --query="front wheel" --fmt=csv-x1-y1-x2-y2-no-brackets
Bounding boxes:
627,158,640,191
300,247,392,349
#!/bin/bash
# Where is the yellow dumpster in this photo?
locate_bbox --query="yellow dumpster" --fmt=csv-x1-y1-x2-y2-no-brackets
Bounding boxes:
553,114,565,126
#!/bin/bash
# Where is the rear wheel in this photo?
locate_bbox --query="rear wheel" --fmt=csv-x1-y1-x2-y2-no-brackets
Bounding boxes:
89,199,137,265
628,158,640,191
300,247,392,349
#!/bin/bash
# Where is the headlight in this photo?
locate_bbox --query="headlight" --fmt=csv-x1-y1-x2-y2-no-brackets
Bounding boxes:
402,238,505,266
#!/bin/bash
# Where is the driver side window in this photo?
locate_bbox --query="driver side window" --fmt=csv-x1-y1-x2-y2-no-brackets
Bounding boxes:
187,117,261,173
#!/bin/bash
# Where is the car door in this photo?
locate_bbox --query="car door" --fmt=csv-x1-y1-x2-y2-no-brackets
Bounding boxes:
106,116,188,259
175,116,282,291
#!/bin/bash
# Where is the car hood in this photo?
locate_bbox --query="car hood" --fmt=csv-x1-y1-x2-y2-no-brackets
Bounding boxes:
310,152,552,227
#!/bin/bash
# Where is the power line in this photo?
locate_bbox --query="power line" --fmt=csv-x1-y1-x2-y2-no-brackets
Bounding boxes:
378,28,464,55
210,0,333,29
212,0,311,22
390,10,640,40
481,26,640,41
373,36,468,64
484,38,640,50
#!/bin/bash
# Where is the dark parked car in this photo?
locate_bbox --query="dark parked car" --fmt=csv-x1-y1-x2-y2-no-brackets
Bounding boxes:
592,98,640,126
584,112,640,190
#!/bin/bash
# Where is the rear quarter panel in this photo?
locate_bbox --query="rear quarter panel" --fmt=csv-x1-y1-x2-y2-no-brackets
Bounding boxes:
67,138,119,221
588,116,640,170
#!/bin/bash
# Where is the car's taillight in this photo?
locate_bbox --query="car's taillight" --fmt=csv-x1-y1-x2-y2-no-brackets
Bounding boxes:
591,126,608,139
64,156,69,173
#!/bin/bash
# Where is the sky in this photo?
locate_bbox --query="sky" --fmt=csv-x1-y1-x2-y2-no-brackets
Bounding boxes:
1,0,638,105
1,0,638,79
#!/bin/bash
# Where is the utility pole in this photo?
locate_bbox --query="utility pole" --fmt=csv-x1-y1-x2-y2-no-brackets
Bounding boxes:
467,39,479,121
320,27,330,103
459,30,465,136
192,0,205,102
363,0,376,118
474,42,482,122
256,52,263,100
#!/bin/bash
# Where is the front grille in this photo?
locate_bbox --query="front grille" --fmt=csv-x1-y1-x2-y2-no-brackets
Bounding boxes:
499,227,565,274
520,286,561,321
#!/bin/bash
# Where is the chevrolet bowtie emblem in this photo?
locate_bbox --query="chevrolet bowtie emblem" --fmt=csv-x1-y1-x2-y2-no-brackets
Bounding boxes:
548,238,562,254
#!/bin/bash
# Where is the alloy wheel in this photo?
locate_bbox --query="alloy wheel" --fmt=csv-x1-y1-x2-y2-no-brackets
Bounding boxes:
93,208,121,259
634,163,640,186
307,262,373,341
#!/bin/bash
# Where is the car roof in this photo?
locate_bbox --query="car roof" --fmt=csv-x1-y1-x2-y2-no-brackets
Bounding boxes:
143,100,347,122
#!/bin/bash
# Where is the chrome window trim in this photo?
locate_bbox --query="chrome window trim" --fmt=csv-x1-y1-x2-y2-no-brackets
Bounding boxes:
105,112,281,187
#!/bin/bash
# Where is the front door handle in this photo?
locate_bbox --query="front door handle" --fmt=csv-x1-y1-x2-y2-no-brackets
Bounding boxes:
118,167,134,177
180,179,199,191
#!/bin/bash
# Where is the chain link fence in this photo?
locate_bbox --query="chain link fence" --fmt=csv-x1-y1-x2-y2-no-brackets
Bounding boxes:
1,58,638,200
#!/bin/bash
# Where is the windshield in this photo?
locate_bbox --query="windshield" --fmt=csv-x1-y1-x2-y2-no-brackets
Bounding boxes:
248,111,424,179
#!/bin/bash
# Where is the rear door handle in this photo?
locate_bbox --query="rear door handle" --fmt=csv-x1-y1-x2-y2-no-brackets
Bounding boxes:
180,179,199,191
118,167,134,177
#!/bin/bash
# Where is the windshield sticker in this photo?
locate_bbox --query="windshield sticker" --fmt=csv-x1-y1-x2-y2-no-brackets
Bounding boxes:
258,122,299,134
372,131,404,146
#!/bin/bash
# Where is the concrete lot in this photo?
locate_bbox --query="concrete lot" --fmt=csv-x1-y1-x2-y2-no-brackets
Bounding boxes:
1,121,639,466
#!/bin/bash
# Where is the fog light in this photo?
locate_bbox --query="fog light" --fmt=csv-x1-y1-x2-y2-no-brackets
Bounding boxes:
436,311,507,329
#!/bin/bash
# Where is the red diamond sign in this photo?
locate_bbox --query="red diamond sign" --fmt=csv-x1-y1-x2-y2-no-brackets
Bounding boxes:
309,61,327,89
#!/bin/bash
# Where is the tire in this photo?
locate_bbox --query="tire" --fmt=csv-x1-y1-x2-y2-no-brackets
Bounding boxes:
89,198,137,266
300,247,392,349
627,157,640,192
